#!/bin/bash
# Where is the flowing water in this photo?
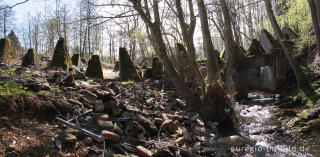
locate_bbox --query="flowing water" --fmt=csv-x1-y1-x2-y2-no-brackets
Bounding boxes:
234,93,320,157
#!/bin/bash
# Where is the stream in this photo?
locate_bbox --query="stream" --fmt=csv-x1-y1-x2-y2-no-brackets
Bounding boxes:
234,92,320,157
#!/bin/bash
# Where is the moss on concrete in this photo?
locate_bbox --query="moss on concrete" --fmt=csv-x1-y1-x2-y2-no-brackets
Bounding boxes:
85,55,104,79
50,38,72,70
0,38,16,63
22,48,38,67
71,54,81,67
119,48,141,81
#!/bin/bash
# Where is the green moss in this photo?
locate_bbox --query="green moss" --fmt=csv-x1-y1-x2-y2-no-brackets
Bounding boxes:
37,91,51,97
52,85,62,93
21,71,39,78
0,38,16,62
0,68,16,74
297,109,309,119
0,81,31,96
121,81,135,86
51,38,72,71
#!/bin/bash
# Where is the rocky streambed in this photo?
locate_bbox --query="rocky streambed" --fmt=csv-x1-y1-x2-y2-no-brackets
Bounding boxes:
234,93,320,157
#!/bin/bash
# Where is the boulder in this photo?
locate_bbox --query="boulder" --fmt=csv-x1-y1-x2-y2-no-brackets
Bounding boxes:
22,48,38,67
248,39,265,55
50,38,72,70
0,38,16,63
85,55,104,79
260,30,280,52
151,57,163,80
71,54,81,67
119,48,141,81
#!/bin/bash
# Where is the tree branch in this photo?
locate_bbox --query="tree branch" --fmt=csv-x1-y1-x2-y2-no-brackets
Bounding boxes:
0,0,30,10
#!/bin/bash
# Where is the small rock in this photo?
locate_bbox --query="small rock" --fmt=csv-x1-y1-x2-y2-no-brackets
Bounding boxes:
83,137,93,144
182,127,192,142
195,119,204,127
216,135,245,148
175,137,184,146
193,126,207,136
162,120,179,133
89,145,105,154
136,146,153,157
113,122,123,135
146,98,155,104
95,100,104,112
98,114,109,121
97,120,114,130
101,130,120,142
154,118,164,124
137,115,158,136
57,132,77,143
125,121,145,139
61,74,75,86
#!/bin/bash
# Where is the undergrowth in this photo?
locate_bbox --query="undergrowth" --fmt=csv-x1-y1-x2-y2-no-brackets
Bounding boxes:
0,81,31,96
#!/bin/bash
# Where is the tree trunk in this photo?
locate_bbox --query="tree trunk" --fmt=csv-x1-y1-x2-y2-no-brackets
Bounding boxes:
196,0,220,81
175,0,205,91
315,0,320,26
308,0,320,53
219,0,249,99
264,0,310,90
129,0,201,109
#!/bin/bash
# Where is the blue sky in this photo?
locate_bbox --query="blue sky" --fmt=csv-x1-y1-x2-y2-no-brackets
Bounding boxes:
5,0,76,26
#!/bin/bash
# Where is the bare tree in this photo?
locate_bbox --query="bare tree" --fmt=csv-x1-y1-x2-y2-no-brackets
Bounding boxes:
264,0,310,90
308,0,320,54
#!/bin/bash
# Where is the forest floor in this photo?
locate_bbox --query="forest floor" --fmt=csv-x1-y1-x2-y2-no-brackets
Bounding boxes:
0,56,319,157
0,56,240,157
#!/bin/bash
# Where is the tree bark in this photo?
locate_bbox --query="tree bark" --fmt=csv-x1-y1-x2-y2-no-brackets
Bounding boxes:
308,0,320,53
175,0,205,91
264,0,310,90
219,0,249,99
129,0,201,108
315,0,320,26
196,0,220,81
